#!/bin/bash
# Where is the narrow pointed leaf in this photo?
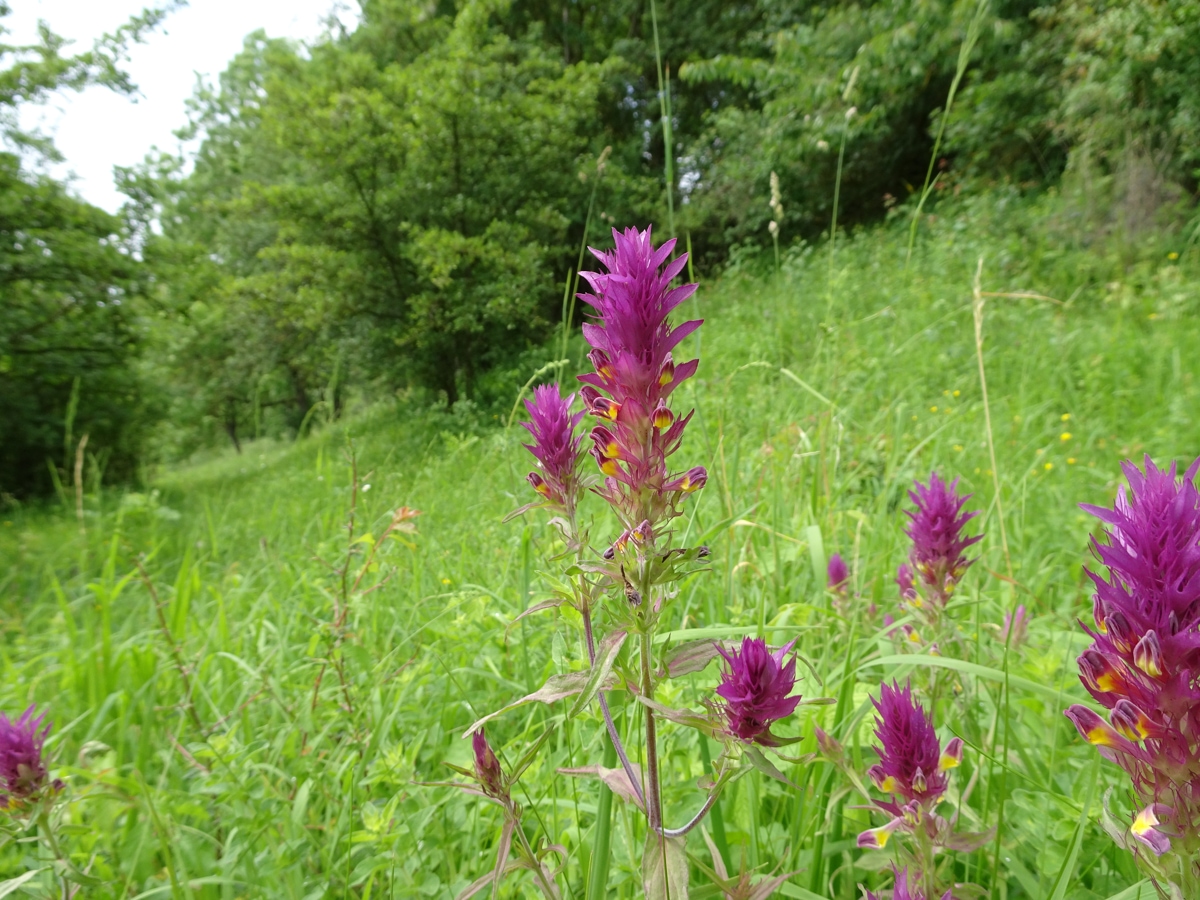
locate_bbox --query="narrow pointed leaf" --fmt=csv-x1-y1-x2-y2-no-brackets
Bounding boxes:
568,630,627,718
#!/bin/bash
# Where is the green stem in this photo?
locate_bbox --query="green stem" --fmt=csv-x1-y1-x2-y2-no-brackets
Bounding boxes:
588,738,618,900
514,817,559,900
698,737,730,867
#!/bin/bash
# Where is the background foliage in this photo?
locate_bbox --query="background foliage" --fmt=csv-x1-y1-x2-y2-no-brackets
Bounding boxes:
5,0,1200,492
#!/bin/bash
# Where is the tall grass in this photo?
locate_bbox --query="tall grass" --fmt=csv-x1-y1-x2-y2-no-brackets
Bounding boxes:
1,190,1197,898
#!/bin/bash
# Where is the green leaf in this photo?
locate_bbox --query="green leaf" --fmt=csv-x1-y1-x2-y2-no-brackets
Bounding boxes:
743,745,799,790
462,670,600,738
0,870,47,898
568,630,626,719
643,833,689,900
1046,753,1100,900
291,778,312,830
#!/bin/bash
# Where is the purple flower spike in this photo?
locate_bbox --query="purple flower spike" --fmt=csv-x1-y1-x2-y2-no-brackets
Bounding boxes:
862,868,953,900
521,384,585,515
471,729,506,800
1068,456,1200,868
577,226,704,528
896,562,917,601
714,637,802,745
867,682,955,809
0,706,51,805
828,553,849,593
905,473,982,605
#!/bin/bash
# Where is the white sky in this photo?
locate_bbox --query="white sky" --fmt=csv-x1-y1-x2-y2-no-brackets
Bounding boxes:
6,0,359,213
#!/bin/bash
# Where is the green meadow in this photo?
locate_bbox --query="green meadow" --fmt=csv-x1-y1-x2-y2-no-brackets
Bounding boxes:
2,192,1196,898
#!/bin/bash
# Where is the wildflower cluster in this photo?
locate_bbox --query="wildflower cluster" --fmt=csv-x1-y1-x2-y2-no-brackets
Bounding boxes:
1066,457,1200,893
890,474,982,649
472,225,1006,900
904,474,981,608
577,227,705,532
0,706,54,808
519,384,585,519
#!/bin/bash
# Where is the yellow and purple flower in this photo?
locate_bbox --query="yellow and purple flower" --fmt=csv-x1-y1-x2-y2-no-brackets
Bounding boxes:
904,474,982,606
0,706,52,806
1066,456,1200,866
866,681,962,810
714,637,802,745
520,384,585,515
858,682,964,851
577,226,705,528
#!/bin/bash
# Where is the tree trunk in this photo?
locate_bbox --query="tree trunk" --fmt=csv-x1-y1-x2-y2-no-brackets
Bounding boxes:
224,401,242,454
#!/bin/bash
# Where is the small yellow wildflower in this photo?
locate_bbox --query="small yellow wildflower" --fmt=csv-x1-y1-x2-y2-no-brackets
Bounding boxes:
1061,432,1072,442
1044,462,1054,471
1061,413,1071,421
1068,458,1077,465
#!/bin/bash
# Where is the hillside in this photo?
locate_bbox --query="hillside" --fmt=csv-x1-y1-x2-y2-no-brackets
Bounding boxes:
2,197,1197,898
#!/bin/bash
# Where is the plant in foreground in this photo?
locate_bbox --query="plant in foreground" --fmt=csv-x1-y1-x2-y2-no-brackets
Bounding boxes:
818,681,985,898
0,706,79,894
452,226,813,900
1066,456,1200,898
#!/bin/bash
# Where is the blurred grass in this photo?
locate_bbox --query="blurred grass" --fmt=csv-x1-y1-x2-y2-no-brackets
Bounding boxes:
2,190,1198,898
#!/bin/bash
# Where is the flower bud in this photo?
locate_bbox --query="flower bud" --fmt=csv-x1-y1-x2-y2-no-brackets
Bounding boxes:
472,730,505,799
1131,805,1171,856
1104,611,1135,653
666,466,707,494
657,357,676,387
651,401,674,429
1110,699,1154,742
814,726,844,762
1078,649,1123,694
590,425,622,460
588,348,615,380
590,396,620,421
591,445,620,478
1132,630,1164,678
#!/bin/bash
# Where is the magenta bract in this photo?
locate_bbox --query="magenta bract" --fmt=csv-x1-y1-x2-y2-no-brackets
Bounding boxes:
828,553,849,593
905,473,982,605
472,729,505,799
0,706,50,804
863,867,952,900
1067,456,1200,860
868,681,959,809
576,226,705,528
714,637,802,745
521,384,584,514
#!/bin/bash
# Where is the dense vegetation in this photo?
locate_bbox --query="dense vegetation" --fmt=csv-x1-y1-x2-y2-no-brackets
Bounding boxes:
4,0,1200,897
3,197,1198,897
4,0,1200,495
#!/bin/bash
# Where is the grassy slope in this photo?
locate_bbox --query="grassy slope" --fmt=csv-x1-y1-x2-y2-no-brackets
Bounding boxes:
2,191,1198,898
